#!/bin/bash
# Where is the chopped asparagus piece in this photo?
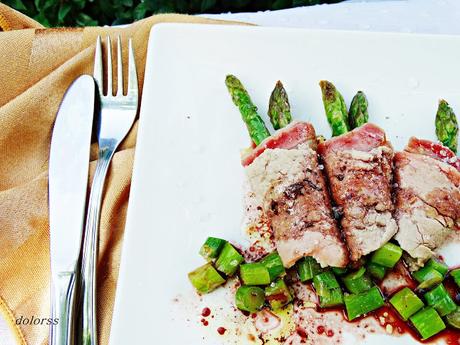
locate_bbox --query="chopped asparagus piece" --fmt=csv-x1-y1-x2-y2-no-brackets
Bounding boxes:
225,75,271,146
332,267,348,276
424,284,457,316
313,272,344,308
451,269,460,287
188,263,226,294
319,80,349,137
199,237,227,261
344,286,385,321
370,243,402,268
390,287,424,320
446,306,460,329
348,91,369,129
215,242,244,276
425,258,449,276
240,263,271,286
413,266,443,290
313,271,341,295
265,278,293,310
410,307,446,340
235,286,265,312
435,99,458,153
319,288,344,308
297,256,322,282
367,262,387,280
342,267,373,294
268,81,292,130
260,252,286,282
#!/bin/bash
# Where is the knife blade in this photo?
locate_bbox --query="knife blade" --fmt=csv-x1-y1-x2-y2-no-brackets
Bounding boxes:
49,75,95,345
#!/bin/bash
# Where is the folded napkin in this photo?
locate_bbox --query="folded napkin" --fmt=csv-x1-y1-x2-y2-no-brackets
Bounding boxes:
0,4,241,344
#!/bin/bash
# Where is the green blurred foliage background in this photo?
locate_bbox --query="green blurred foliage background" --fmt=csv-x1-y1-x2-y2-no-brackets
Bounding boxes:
1,0,343,27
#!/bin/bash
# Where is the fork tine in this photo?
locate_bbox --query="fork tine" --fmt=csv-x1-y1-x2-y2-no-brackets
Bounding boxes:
93,36,103,96
127,38,138,98
116,36,123,96
106,36,113,96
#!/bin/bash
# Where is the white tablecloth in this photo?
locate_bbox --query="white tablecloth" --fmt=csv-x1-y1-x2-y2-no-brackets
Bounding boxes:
205,0,460,34
2,0,460,344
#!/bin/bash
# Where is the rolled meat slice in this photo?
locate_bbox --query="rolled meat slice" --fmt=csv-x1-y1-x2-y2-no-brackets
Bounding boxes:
318,123,398,261
244,122,349,268
394,138,460,267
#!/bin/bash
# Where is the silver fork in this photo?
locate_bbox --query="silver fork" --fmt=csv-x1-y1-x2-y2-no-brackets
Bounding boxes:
80,35,138,345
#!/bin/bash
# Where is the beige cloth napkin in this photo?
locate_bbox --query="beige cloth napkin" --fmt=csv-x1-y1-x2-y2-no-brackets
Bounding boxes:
0,4,242,344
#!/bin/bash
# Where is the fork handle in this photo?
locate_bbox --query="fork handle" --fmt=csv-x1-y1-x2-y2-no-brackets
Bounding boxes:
81,148,114,345
50,272,77,345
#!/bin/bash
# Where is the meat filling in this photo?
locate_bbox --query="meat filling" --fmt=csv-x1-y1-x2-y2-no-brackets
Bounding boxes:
318,123,398,261
245,122,349,268
394,138,460,267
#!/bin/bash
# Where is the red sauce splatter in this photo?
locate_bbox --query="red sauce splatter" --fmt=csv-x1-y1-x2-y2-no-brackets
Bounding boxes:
327,329,334,337
200,318,208,326
217,327,226,335
201,307,211,317
317,325,325,335
296,327,308,339
241,310,250,317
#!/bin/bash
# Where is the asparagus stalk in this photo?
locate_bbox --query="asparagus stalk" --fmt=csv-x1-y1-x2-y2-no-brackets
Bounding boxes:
435,99,458,153
331,267,348,276
313,271,344,307
446,306,460,329
450,269,460,287
225,75,271,145
268,81,292,130
370,243,402,268
348,91,369,129
265,278,293,310
425,258,449,276
390,287,424,321
366,263,386,281
344,286,384,321
297,256,322,282
188,263,226,294
410,307,446,340
215,242,244,276
240,263,271,286
342,267,373,294
260,252,286,282
319,80,349,137
199,237,227,261
424,284,456,316
235,286,265,312
413,267,443,290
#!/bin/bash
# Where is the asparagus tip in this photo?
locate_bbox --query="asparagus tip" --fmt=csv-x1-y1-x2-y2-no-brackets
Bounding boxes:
319,80,336,100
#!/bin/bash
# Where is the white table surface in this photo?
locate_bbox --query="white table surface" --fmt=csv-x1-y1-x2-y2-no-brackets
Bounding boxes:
2,0,460,344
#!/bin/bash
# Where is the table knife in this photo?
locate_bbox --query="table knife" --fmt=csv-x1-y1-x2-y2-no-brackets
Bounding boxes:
49,75,95,345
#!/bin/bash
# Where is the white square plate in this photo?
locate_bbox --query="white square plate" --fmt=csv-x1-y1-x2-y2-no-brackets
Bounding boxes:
109,24,460,345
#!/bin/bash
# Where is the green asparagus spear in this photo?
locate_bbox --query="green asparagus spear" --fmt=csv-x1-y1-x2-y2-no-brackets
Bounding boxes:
268,81,292,130
319,80,349,137
435,99,458,153
235,286,265,312
225,75,271,145
188,263,226,294
348,91,369,129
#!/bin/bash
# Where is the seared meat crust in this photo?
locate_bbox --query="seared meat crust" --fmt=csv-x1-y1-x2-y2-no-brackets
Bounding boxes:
318,124,398,261
394,148,460,266
245,123,349,268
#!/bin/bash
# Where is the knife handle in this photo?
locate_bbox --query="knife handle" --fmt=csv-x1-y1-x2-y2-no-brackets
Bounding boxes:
50,272,77,345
